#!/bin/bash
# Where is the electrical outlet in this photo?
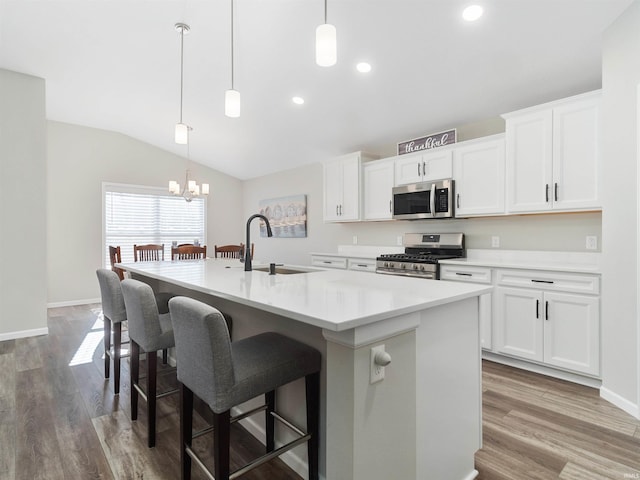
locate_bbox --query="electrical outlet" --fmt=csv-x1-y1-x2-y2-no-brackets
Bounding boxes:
491,236,500,248
370,344,391,384
352,235,358,245
396,235,403,246
586,236,598,250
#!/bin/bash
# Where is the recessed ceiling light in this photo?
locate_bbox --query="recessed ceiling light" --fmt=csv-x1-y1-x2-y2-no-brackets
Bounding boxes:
462,5,483,21
292,96,305,105
356,62,372,73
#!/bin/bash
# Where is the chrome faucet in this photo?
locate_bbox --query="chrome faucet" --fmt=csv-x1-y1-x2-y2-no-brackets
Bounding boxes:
244,214,272,271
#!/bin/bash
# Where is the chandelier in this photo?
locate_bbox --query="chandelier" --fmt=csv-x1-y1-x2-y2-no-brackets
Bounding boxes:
169,129,209,202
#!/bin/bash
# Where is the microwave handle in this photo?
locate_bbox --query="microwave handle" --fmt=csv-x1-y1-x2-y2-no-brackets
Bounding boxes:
430,183,436,217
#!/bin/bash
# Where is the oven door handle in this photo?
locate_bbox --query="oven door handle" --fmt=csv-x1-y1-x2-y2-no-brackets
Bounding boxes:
430,183,436,217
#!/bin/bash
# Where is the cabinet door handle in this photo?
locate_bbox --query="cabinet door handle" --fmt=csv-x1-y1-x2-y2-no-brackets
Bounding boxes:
336,205,339,216
554,182,558,202
455,272,472,276
536,299,539,319
545,301,549,320
423,161,426,176
322,261,332,264
531,279,554,284
389,200,392,213
545,184,550,203
356,264,368,268
457,193,460,209
339,204,343,216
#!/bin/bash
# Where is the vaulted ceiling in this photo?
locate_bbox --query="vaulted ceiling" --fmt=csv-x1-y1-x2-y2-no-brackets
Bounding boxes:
0,0,632,179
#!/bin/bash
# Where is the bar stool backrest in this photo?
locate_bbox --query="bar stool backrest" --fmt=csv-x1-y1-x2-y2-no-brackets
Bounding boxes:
121,279,165,352
169,296,234,409
96,268,127,324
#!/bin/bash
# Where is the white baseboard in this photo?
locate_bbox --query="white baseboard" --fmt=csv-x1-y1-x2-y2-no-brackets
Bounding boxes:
600,386,640,420
0,327,49,342
230,406,312,480
47,297,101,308
462,469,479,480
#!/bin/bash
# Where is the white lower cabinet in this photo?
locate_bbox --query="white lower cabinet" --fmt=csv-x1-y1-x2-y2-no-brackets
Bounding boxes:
440,264,492,349
311,255,347,269
494,269,600,376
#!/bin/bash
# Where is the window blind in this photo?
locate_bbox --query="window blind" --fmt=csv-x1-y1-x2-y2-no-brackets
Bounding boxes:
103,183,206,266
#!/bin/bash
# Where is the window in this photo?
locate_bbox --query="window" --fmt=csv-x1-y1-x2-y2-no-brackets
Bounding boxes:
103,183,206,266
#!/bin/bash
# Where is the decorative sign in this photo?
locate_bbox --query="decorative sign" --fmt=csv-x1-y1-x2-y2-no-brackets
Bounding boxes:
259,194,307,238
397,129,457,156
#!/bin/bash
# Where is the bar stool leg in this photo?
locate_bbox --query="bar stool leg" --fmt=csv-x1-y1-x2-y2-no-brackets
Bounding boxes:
180,384,194,480
113,322,122,395
104,316,111,379
306,372,320,480
265,390,276,452
147,351,157,448
213,410,231,480
130,340,140,421
162,348,168,364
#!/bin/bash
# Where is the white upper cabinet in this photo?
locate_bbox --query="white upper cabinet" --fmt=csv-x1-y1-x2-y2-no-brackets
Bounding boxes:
453,134,506,217
503,90,601,214
363,158,395,221
323,151,377,222
394,149,453,186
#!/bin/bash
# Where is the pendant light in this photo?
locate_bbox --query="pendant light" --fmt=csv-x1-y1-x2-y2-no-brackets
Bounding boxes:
315,0,336,67
175,23,190,144
225,0,241,117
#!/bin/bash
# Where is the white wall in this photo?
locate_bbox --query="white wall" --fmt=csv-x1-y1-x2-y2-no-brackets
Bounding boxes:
243,160,602,267
601,1,640,416
47,121,244,305
0,70,47,338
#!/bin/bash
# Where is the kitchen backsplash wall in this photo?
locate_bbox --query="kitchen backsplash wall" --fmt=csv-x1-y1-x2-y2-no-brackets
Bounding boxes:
243,161,602,267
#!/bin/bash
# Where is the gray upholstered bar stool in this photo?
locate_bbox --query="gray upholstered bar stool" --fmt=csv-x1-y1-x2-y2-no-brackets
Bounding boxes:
96,268,128,395
169,296,321,480
121,278,178,448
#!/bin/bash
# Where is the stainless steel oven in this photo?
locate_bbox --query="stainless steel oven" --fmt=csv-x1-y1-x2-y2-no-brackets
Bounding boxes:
376,233,465,279
392,179,455,220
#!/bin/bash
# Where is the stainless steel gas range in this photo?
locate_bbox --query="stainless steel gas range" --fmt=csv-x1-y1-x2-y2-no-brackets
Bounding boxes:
376,233,465,280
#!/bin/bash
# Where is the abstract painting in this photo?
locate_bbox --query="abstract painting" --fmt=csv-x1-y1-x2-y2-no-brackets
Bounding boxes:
258,194,307,238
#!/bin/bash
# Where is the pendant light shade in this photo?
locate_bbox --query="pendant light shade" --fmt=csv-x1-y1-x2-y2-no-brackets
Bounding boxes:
225,89,241,117
175,122,188,144
315,23,337,67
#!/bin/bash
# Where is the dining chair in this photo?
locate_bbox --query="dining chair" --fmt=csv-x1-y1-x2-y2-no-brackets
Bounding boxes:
214,244,244,259
109,245,125,281
134,244,165,262
171,244,207,260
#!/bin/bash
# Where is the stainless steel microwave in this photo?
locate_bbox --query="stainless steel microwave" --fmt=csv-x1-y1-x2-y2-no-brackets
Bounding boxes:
392,179,455,220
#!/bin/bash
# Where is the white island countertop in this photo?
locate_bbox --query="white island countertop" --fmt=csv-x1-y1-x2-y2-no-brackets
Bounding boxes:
119,258,491,332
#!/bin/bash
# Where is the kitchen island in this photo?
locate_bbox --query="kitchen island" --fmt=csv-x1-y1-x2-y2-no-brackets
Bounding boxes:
119,258,492,480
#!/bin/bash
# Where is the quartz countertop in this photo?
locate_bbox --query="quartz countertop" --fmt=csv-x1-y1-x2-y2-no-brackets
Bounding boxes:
439,249,601,274
119,258,491,332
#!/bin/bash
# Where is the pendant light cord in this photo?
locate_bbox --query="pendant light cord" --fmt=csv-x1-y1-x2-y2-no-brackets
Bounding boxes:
179,25,185,124
324,0,327,24
231,0,235,90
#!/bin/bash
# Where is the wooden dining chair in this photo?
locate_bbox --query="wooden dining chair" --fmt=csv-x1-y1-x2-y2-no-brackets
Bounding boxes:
134,244,164,262
171,244,207,260
241,243,255,260
109,245,125,281
214,244,244,259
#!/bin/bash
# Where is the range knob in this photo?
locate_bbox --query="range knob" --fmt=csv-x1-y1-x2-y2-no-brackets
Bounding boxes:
389,262,395,268
400,263,406,269
412,264,419,270
420,265,426,271
383,262,389,268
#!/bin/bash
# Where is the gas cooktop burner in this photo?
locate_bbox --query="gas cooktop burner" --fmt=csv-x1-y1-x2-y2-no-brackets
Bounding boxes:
377,253,450,264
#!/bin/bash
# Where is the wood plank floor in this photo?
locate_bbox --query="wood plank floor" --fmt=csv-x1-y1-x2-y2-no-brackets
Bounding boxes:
476,360,640,479
1,304,640,479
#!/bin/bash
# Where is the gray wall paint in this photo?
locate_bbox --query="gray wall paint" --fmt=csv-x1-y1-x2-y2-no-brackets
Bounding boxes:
601,1,640,412
0,70,47,336
47,121,244,305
